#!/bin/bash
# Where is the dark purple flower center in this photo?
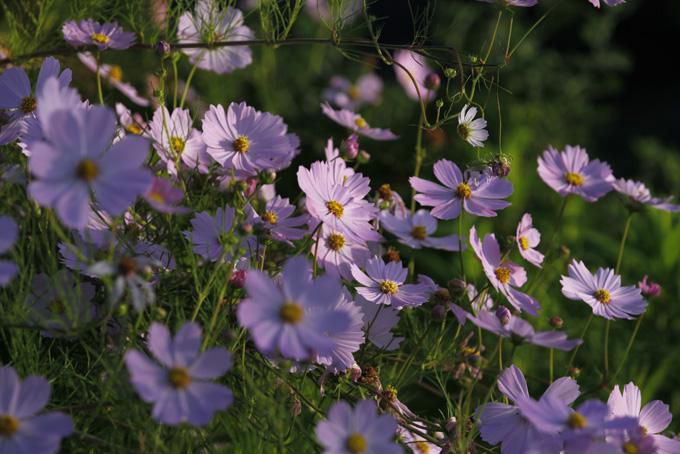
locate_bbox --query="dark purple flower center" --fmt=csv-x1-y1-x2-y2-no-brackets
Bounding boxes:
567,412,587,429
455,182,472,199
233,135,250,153
261,211,278,225
91,33,110,45
75,159,99,182
564,172,584,187
0,415,20,436
411,225,427,240
379,280,399,295
20,96,36,114
326,233,345,251
346,432,367,453
279,302,304,324
494,267,511,284
168,367,191,389
594,289,611,304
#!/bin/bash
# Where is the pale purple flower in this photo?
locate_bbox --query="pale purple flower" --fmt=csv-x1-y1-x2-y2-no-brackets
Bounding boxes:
356,296,403,351
468,309,582,350
0,366,74,454
560,260,647,320
202,102,300,176
517,396,638,454
184,205,253,262
589,0,625,7
149,105,211,176
393,50,437,103
457,105,488,147
297,159,381,244
27,106,153,230
410,159,512,219
316,292,365,373
62,19,136,49
351,256,433,309
469,226,541,315
376,184,409,219
115,102,146,138
608,382,680,454
316,226,371,281
25,270,96,337
144,177,190,214
0,216,18,287
478,365,580,453
638,275,661,298
613,178,680,212
0,57,71,145
516,213,544,268
237,256,352,361
476,0,539,7
247,195,308,242
305,0,363,23
323,74,383,110
397,421,441,454
77,53,150,106
537,145,614,202
58,226,113,275
380,209,463,251
178,1,254,74
124,322,233,426
321,103,399,140
315,399,401,454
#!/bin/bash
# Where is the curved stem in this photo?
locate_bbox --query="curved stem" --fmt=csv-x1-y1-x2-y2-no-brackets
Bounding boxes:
567,312,593,371
95,52,104,104
179,63,198,109
611,314,644,382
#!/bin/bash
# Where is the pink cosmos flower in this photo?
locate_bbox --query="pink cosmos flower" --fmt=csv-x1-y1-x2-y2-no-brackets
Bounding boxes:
246,195,309,242
469,226,541,315
178,1,254,74
77,53,150,106
316,226,371,281
516,213,544,268
322,73,383,110
607,382,680,454
537,145,614,202
149,105,211,176
613,178,680,212
62,19,136,50
356,296,403,351
410,159,512,219
144,177,190,214
561,260,647,320
202,102,300,176
380,209,463,251
351,256,433,309
321,103,399,140
589,0,625,7
115,103,146,138
315,292,365,373
393,50,437,103
638,275,661,298
297,159,381,244
184,205,254,262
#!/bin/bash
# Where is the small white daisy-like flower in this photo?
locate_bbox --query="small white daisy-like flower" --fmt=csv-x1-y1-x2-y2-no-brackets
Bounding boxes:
457,104,489,148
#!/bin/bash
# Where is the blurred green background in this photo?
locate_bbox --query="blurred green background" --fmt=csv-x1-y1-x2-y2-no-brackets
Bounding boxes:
2,0,679,436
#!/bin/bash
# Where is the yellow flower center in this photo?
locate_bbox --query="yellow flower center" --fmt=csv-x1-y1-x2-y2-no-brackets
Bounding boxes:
147,191,165,204
415,441,430,453
326,233,345,251
108,65,122,82
455,182,472,199
346,433,367,453
20,96,36,114
326,200,344,218
564,172,584,187
519,236,529,251
384,384,398,401
348,85,361,100
594,289,611,304
168,367,191,389
494,267,511,284
91,33,110,45
354,117,368,129
261,211,278,225
233,135,250,153
411,225,427,240
170,136,185,154
379,280,399,295
125,124,142,135
47,300,65,314
622,442,639,454
567,412,587,429
75,159,99,182
0,415,20,437
457,123,471,140
279,302,304,324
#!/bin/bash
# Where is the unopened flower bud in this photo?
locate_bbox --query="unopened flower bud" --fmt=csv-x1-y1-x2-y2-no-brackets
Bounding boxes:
155,40,172,56
378,183,393,201
229,269,247,288
382,247,401,263
569,367,581,379
239,223,254,235
432,304,447,321
342,133,360,160
261,168,277,184
445,416,457,434
444,67,457,79
489,156,511,177
116,303,129,317
549,316,564,329
424,72,441,90
349,364,362,382
560,245,571,259
434,287,451,302
357,150,370,164
448,278,467,296
435,99,444,109
495,306,511,325
153,306,167,320
639,275,662,298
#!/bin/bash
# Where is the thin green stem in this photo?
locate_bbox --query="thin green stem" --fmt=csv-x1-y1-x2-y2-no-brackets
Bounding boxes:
410,108,427,212
612,314,644,382
179,63,198,109
567,313,593,371
615,213,634,274
528,196,568,293
95,52,104,104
